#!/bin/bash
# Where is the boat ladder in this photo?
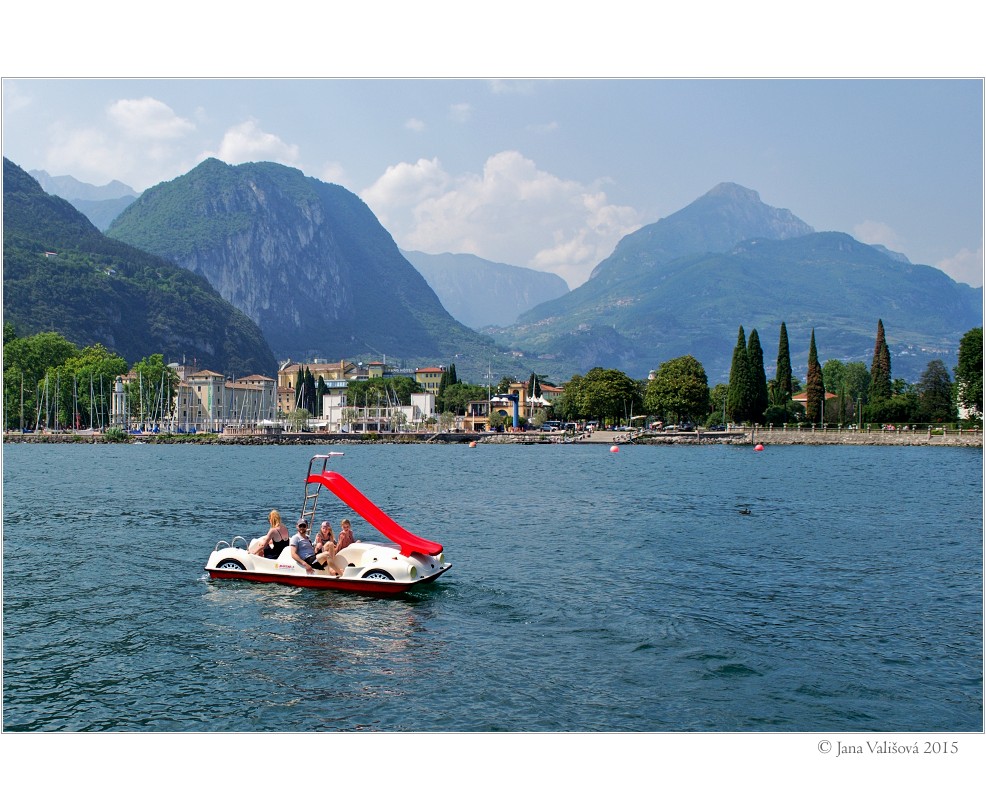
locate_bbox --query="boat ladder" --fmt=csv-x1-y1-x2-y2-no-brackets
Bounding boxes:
299,452,345,527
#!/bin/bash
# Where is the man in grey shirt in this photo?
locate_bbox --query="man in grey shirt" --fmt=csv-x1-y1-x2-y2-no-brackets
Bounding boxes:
289,520,325,574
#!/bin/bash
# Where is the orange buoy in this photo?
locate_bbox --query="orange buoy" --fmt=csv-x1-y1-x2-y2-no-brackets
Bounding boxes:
469,441,477,448
610,445,620,453
754,443,764,451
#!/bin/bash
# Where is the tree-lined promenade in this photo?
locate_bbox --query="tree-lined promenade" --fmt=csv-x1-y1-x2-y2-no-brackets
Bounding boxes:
5,423,982,447
4,318,983,438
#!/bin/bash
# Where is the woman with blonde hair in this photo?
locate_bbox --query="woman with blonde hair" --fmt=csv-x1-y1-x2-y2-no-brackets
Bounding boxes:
314,521,344,576
252,509,291,559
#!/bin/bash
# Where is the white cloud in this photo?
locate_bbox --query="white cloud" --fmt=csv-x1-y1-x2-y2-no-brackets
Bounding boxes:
852,220,902,251
214,120,301,166
41,96,198,189
2,80,33,114
448,103,472,123
107,97,195,139
936,245,984,288
316,161,349,186
405,117,426,132
45,126,127,185
361,150,640,288
362,157,449,211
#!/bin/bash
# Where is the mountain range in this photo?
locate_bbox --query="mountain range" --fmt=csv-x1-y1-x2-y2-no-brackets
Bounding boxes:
3,158,277,376
494,183,982,382
401,249,569,329
106,159,503,380
29,169,138,231
8,159,980,388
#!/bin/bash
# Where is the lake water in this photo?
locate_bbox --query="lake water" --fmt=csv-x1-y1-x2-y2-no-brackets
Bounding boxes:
2,441,982,732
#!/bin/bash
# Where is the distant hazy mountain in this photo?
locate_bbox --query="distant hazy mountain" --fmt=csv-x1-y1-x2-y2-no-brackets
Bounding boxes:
29,169,137,231
106,159,501,376
4,158,277,376
401,249,569,328
496,183,981,382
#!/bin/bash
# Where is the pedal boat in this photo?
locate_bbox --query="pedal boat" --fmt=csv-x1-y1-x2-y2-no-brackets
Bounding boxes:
204,454,450,595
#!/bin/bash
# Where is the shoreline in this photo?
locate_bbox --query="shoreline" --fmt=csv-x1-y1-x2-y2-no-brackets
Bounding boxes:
4,427,982,448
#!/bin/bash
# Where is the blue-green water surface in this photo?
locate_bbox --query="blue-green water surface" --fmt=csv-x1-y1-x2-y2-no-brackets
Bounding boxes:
2,442,982,731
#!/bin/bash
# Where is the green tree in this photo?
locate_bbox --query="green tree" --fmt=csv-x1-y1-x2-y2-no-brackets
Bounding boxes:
438,411,455,431
869,319,892,404
726,326,753,423
644,355,710,423
487,410,508,431
288,407,310,431
773,321,793,405
842,362,870,406
527,373,546,398
436,364,457,412
3,331,82,430
441,382,488,414
577,367,641,425
126,354,179,427
315,376,328,417
708,383,729,425
916,359,955,423
387,375,425,405
341,407,357,431
295,367,305,409
955,327,983,417
303,368,316,413
747,328,768,423
805,330,825,425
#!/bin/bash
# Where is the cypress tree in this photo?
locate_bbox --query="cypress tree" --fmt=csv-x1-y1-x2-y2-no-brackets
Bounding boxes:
806,330,825,425
747,328,768,423
774,321,792,404
304,368,316,413
869,319,892,403
294,367,305,410
315,376,327,417
726,326,752,423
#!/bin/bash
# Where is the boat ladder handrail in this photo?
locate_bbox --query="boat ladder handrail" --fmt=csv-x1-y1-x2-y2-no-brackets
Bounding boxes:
300,453,345,527
214,535,249,552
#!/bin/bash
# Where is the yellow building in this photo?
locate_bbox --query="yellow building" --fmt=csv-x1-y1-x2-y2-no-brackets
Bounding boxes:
415,366,445,395
277,360,356,413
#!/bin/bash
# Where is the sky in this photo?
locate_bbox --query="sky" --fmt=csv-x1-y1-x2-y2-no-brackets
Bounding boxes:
3,78,983,290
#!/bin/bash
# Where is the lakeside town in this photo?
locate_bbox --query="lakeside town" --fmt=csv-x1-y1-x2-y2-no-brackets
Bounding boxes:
5,354,982,448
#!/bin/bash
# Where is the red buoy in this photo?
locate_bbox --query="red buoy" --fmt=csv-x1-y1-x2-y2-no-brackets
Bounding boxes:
754,443,764,451
610,445,620,453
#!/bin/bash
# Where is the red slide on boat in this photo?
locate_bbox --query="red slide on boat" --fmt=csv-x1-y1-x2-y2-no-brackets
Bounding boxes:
307,471,443,557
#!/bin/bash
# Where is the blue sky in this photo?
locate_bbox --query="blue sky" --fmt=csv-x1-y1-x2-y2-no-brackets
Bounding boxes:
2,5,984,295
4,78,982,289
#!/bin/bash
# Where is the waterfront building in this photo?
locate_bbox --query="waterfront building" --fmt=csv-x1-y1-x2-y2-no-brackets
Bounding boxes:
175,369,225,432
414,366,445,395
277,359,356,413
